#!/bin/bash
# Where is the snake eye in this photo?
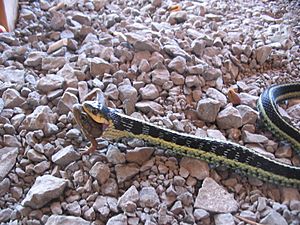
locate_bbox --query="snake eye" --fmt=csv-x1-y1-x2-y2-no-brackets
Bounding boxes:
92,108,98,115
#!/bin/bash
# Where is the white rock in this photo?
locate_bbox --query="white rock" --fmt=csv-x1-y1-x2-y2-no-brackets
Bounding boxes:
195,178,238,213
107,214,127,225
117,185,139,211
216,106,242,129
0,68,25,84
206,88,227,107
57,91,79,115
2,88,25,108
0,147,18,180
36,74,65,93
139,186,160,208
196,98,221,123
22,175,67,209
45,215,90,225
214,213,235,225
115,163,139,183
51,145,81,166
260,210,288,225
89,162,110,185
139,84,159,100
256,45,272,65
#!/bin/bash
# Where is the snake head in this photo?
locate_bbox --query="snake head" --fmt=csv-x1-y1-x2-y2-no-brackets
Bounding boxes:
82,101,112,126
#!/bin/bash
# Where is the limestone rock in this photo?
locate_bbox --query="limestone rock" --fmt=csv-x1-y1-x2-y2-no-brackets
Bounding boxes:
139,186,160,208
22,175,67,209
106,214,127,225
42,57,67,71
57,91,79,115
216,106,242,129
194,177,238,213
20,106,56,133
150,69,170,86
0,147,18,180
168,56,187,74
135,101,164,115
206,88,227,107
24,51,46,67
89,162,110,185
45,215,90,225
196,98,221,123
126,147,155,165
115,163,139,183
117,185,139,211
51,145,81,166
0,68,25,84
260,210,288,225
139,84,159,100
2,88,25,108
236,105,258,124
214,213,235,225
90,57,111,76
36,74,65,93
243,131,269,144
256,45,272,65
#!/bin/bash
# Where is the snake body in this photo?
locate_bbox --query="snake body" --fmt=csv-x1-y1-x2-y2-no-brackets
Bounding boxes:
78,83,300,188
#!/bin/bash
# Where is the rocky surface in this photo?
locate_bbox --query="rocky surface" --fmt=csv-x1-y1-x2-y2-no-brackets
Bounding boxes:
0,0,300,224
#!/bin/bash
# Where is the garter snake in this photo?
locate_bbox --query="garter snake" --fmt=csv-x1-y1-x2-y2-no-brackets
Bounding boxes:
75,83,300,188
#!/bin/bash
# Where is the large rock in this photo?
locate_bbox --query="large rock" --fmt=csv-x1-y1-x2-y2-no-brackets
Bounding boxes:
117,185,139,211
194,177,238,213
216,106,242,129
139,186,160,208
89,162,110,185
196,98,221,123
236,105,258,124
242,131,269,144
125,147,155,165
115,163,139,183
57,64,78,88
20,105,56,132
2,88,26,108
135,101,164,115
150,69,170,86
260,210,288,225
0,68,25,84
168,56,187,74
24,51,46,67
57,91,79,115
206,88,227,107
51,145,80,166
90,57,111,76
106,214,127,225
180,157,209,180
22,175,67,209
36,74,65,93
0,147,18,180
256,45,272,65
214,213,235,225
45,215,90,225
202,67,222,81
42,57,67,71
139,84,159,100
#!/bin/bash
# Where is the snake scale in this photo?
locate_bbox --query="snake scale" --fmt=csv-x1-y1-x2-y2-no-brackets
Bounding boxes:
73,83,300,188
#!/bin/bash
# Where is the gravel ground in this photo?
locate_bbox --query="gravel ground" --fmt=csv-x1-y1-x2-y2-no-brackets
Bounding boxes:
0,0,300,224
